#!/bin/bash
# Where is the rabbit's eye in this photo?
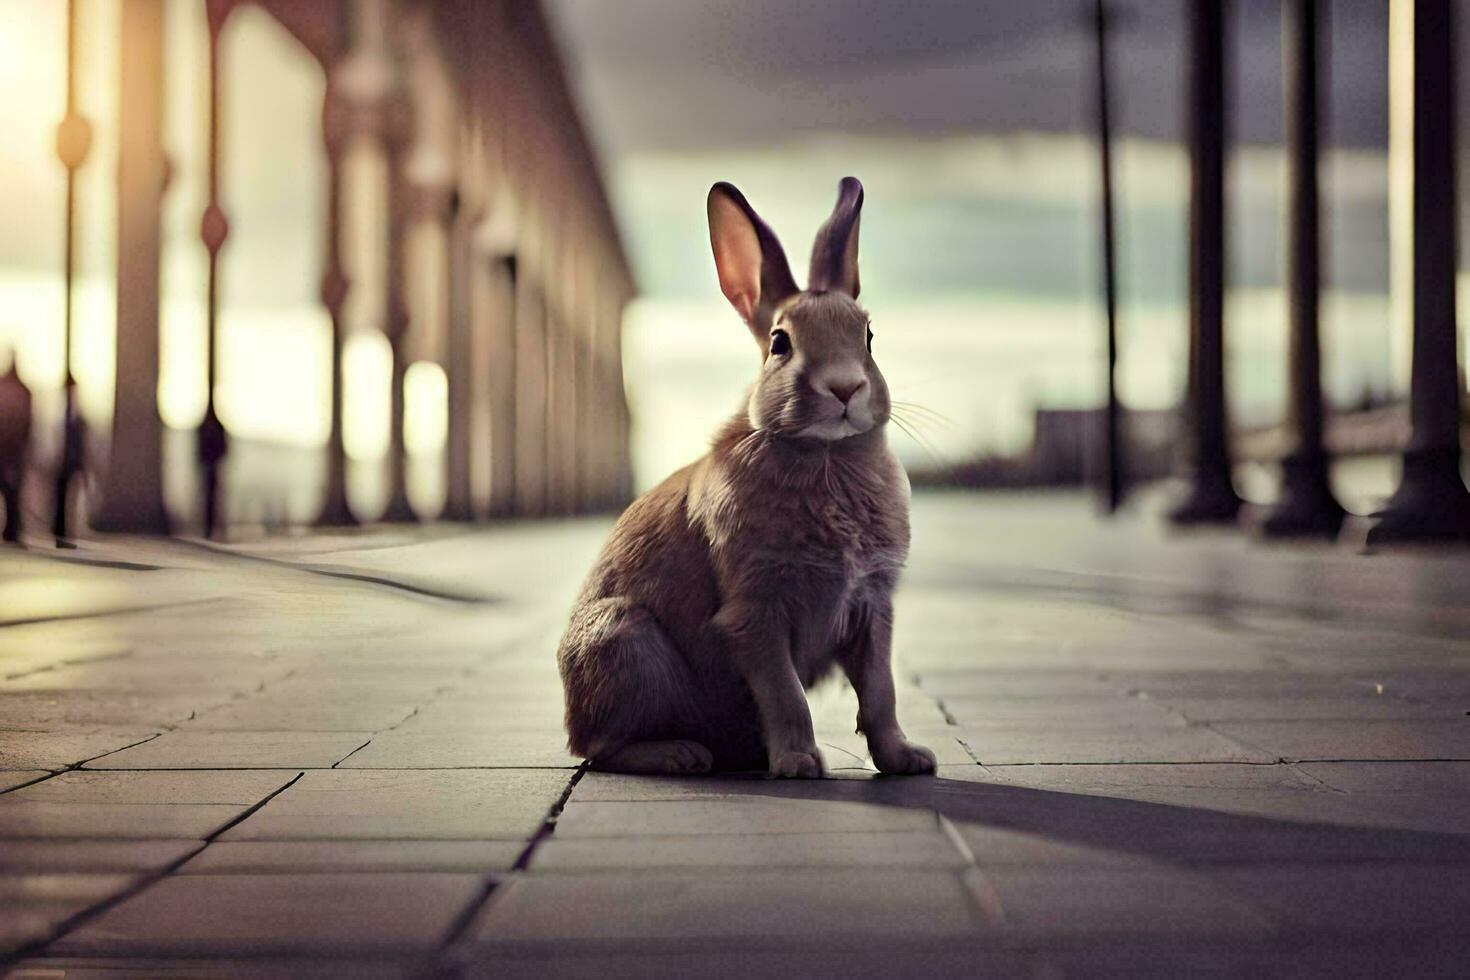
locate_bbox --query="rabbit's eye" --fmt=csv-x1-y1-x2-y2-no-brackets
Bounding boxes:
866,326,874,353
769,329,792,357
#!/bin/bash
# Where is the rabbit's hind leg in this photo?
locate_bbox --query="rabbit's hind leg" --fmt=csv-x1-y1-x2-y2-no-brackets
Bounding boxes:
595,739,713,774
558,597,711,773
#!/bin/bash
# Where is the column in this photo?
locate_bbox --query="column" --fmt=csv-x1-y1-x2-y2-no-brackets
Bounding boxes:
542,301,568,515
1368,0,1470,544
96,0,169,533
607,294,633,504
485,252,517,517
380,88,416,522
316,78,355,527
514,276,547,516
444,186,476,521
1262,0,1345,538
1168,0,1241,526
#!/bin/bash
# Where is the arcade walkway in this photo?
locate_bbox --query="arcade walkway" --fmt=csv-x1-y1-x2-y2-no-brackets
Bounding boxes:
2,492,1468,976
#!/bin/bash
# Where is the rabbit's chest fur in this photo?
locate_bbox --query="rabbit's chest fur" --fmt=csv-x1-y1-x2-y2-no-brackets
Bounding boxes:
694,429,909,685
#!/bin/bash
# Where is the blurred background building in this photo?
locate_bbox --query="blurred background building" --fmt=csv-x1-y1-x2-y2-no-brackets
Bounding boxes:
0,0,634,535
1,0,1468,543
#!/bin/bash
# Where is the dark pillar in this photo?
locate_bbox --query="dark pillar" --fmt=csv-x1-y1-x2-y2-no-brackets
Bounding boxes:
96,0,169,534
1368,0,1470,544
197,3,230,539
444,190,476,521
514,277,547,517
1092,0,1124,515
380,93,416,523
1262,0,1345,539
1169,0,1241,526
486,254,517,517
316,83,355,527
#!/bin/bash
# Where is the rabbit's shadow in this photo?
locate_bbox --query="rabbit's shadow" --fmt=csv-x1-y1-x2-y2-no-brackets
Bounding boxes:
636,771,1470,866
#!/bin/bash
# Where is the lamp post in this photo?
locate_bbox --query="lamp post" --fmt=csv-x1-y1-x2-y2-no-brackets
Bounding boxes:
54,0,92,547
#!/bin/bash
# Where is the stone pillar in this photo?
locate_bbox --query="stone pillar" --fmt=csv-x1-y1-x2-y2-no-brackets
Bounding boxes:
1262,0,1345,539
380,89,417,523
574,302,594,513
1369,0,1470,544
96,0,169,533
316,79,356,527
541,300,566,515
1168,0,1241,526
197,3,231,539
514,276,547,517
604,294,633,505
485,252,517,517
443,186,477,521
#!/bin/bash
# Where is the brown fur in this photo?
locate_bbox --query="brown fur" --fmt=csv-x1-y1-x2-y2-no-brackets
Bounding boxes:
557,178,935,778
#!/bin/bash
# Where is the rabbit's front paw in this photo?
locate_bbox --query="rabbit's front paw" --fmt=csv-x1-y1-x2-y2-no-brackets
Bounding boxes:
872,739,937,775
767,749,824,779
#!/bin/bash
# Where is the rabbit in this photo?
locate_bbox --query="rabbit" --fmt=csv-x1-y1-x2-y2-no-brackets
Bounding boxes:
557,177,935,779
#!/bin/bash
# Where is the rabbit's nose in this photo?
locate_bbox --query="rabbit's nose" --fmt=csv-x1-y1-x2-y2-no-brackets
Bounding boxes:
828,379,866,405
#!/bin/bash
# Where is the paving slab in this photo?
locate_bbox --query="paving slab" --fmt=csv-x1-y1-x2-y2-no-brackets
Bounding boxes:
1208,719,1470,761
7,956,421,979
0,690,207,729
1143,694,1460,722
48,872,487,956
1294,760,1470,795
937,695,1183,728
0,771,46,793
0,730,161,771
531,830,969,871
0,840,200,873
968,761,1324,793
3,769,294,805
85,731,372,769
219,769,570,840
337,730,577,769
914,669,1119,699
553,798,939,838
472,868,984,941
181,840,524,874
1108,670,1387,700
0,802,251,840
978,865,1270,936
183,696,420,732
1209,865,1470,931
956,724,1270,765
453,941,1037,980
1,899,104,956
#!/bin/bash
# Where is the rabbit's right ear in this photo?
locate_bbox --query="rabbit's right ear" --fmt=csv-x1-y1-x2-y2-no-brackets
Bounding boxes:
707,182,798,335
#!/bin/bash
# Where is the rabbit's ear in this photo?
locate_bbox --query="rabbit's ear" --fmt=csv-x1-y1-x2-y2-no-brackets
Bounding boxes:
707,182,798,331
808,176,863,298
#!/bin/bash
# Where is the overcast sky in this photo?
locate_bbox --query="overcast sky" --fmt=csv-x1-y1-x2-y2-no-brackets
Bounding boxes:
546,0,1420,159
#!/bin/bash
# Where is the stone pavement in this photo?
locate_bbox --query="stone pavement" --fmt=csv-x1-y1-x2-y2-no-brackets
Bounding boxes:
1,491,1468,977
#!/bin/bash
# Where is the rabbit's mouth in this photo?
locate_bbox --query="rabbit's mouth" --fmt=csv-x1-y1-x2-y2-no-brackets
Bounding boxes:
797,414,876,442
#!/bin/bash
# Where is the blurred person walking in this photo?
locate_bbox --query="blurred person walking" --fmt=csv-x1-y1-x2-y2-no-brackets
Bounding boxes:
0,348,33,544
52,378,84,548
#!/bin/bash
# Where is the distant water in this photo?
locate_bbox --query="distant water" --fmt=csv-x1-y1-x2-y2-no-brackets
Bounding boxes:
623,289,1399,491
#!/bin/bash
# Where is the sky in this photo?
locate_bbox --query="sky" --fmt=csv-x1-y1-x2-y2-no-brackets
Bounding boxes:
544,0,1445,485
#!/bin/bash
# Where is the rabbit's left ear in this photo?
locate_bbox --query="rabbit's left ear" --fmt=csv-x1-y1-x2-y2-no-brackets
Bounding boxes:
707,182,798,332
808,176,863,298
